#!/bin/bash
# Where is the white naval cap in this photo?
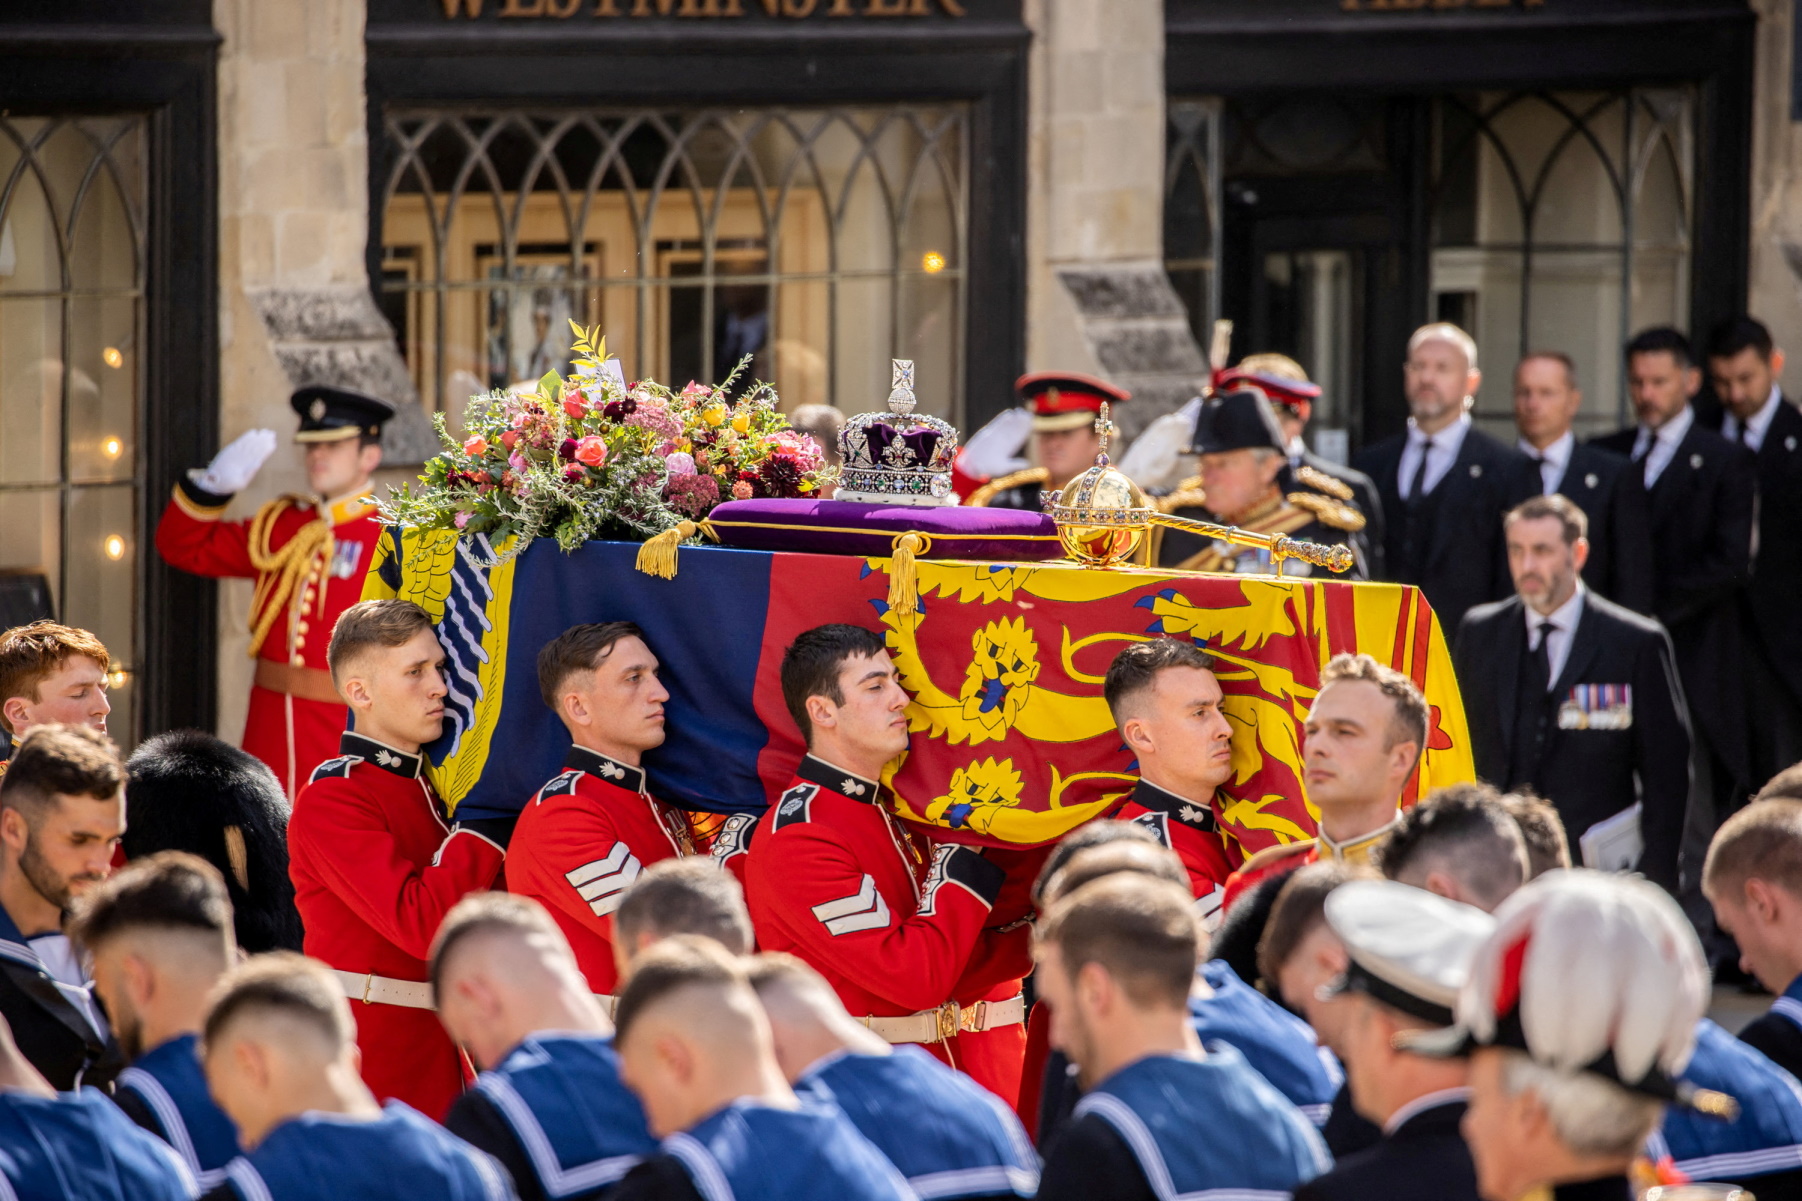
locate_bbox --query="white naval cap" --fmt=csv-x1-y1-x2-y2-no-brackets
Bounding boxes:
1322,879,1496,1028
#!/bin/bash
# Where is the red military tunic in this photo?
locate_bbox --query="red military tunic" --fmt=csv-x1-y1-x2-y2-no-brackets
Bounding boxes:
288,732,505,1121
1114,778,1237,930
508,746,693,996
155,478,384,798
745,755,1029,1102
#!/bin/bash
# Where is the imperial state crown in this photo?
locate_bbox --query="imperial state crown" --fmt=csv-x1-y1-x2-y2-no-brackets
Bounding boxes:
835,359,959,506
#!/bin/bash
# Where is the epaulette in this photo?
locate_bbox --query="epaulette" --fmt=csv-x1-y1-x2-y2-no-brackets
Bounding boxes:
772,781,820,830
309,756,360,782
966,466,1048,507
1294,464,1355,502
1235,838,1316,876
1158,476,1208,515
1287,490,1366,533
536,770,583,801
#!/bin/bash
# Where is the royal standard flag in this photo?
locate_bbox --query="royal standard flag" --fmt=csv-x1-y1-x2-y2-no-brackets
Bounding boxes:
365,530,1472,857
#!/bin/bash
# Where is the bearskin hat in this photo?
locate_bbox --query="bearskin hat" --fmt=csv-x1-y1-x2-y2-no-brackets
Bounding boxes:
123,730,302,953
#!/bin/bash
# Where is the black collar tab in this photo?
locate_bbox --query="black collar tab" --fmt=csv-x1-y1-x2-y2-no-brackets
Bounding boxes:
566,745,647,795
1131,778,1218,832
797,755,880,803
341,732,422,779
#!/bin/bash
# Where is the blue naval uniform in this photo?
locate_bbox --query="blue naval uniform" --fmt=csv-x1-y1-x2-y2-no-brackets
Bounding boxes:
445,1033,659,1201
0,1087,197,1200
214,1101,514,1201
115,1033,241,1192
623,1099,912,1201
796,1046,1039,1200
1042,1050,1329,1201
1192,961,1342,1126
1646,1019,1802,1188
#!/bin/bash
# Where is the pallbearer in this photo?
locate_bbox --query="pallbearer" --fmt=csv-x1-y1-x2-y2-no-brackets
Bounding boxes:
156,386,395,797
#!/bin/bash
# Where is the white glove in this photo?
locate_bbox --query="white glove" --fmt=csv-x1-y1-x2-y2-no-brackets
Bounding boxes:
190,428,278,496
960,406,1034,479
1118,397,1204,493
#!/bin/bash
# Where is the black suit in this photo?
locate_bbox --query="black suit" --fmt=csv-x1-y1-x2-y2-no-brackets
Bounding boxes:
1591,418,1756,796
1455,592,1691,892
1533,442,1655,614
0,908,119,1091
1740,397,1802,786
1294,1098,1478,1201
1354,424,1539,630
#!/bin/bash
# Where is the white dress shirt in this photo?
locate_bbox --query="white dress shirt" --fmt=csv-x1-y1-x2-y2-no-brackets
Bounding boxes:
1630,404,1694,488
1721,384,1782,452
1397,412,1472,500
1524,584,1586,689
1518,429,1574,495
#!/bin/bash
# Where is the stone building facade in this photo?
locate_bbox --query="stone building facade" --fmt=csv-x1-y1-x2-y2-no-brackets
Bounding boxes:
0,0,1794,744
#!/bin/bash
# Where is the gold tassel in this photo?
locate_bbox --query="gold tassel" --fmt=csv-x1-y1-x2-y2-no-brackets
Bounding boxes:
636,520,699,579
887,532,928,614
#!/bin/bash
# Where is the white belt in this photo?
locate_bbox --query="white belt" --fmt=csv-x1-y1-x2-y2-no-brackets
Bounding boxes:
334,970,435,1010
863,995,1026,1045
595,993,617,1018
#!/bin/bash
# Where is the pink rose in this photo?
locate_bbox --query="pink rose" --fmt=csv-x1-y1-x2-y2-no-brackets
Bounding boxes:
665,452,696,475
574,436,608,467
462,436,488,456
508,451,528,473
454,511,472,529
501,430,520,450
562,390,589,420
682,381,711,397
732,480,754,500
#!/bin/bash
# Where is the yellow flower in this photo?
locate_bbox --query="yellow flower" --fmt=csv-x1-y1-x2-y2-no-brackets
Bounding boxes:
731,411,751,434
702,404,728,428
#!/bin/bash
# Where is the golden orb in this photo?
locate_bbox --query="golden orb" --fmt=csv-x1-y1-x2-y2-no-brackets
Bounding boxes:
1050,461,1151,566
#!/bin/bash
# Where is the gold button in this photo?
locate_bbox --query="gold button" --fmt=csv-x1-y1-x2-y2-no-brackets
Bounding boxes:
292,654,304,667
294,636,305,650
296,620,309,634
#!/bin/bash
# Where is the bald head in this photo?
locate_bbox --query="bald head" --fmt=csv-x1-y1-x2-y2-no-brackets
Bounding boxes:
613,937,794,1137
744,953,888,1082
429,893,609,1071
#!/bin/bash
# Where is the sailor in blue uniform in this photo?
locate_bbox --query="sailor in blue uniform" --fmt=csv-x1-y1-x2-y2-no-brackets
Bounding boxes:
68,854,243,1191
1033,873,1329,1201
196,954,514,1201
1646,1019,1802,1195
431,893,661,1201
607,937,912,1201
2,1085,200,1200
746,952,1039,1201
1293,879,1497,1201
1191,959,1343,1127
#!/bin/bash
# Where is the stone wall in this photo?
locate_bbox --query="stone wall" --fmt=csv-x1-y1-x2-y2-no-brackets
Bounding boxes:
1747,0,1802,389
211,0,424,742
1021,0,1206,442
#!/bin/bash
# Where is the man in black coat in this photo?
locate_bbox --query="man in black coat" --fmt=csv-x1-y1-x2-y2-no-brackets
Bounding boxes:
1705,316,1802,792
1454,495,1691,893
1510,352,1654,613
0,725,125,1090
1592,327,1756,823
1354,323,1539,631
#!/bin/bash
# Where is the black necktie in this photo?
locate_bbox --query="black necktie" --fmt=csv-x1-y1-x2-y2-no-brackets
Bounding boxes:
1407,439,1434,505
1534,621,1555,690
1508,620,1558,788
1738,423,1755,449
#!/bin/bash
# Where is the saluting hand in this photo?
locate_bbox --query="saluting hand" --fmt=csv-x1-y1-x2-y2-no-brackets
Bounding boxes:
191,428,278,495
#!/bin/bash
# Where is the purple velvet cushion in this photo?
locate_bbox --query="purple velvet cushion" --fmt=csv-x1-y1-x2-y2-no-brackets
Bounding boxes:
705,498,1061,562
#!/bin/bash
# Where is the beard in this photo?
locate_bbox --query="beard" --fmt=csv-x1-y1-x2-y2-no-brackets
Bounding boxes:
18,833,102,913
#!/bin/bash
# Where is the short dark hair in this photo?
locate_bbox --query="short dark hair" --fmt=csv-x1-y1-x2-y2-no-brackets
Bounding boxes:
1500,791,1570,879
68,852,232,953
779,624,887,743
0,622,110,736
615,859,753,957
1517,351,1577,388
1316,653,1429,757
1256,860,1365,986
203,952,354,1052
613,934,747,1046
1704,799,1802,902
1042,840,1188,906
1036,874,1200,1009
536,622,647,712
0,724,125,822
327,599,435,684
1103,639,1217,721
1376,783,1527,910
1505,493,1588,546
1033,819,1159,908
1626,326,1695,370
428,892,567,1006
1705,315,1775,364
